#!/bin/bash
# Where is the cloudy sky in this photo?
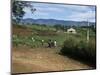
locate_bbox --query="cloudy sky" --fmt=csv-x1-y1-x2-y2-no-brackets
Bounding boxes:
23,2,96,22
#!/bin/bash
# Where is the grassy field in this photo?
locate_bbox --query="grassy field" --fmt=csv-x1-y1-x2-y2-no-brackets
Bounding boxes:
13,24,95,47
12,24,96,73
12,24,67,47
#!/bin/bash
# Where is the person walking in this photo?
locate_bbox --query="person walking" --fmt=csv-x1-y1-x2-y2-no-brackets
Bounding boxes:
41,39,44,46
54,40,57,47
48,39,52,48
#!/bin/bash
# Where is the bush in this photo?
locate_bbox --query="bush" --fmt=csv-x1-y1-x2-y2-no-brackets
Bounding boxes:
60,36,96,65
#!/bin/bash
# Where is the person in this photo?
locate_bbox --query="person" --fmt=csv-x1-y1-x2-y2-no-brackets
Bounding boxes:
48,39,52,48
32,37,35,42
54,40,57,47
41,39,44,46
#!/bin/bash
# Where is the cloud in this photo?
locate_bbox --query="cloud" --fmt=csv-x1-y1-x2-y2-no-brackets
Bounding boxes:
33,3,95,13
66,11,95,22
23,2,96,22
33,3,67,14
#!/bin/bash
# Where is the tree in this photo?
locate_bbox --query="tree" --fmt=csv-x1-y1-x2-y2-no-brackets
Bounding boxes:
12,0,36,24
54,24,64,31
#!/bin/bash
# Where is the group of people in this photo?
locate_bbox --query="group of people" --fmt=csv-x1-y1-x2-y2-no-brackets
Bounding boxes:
47,39,57,48
41,39,57,48
32,37,57,48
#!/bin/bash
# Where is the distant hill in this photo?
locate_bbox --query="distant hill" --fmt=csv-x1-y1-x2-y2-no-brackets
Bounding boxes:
20,18,95,26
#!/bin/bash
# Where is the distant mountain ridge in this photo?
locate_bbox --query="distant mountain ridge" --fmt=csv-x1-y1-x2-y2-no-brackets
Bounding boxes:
21,18,95,26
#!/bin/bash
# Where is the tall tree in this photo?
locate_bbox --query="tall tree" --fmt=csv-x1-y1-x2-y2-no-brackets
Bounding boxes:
12,0,36,24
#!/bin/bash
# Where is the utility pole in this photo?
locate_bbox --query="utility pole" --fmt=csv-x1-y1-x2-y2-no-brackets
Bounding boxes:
87,20,89,42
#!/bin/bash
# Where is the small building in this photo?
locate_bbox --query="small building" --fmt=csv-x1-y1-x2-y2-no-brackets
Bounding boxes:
67,28,76,34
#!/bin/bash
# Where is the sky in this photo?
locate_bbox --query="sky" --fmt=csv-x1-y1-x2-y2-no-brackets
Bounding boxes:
23,2,96,22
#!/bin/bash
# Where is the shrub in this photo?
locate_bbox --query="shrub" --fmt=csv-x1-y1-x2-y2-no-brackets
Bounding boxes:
60,36,96,65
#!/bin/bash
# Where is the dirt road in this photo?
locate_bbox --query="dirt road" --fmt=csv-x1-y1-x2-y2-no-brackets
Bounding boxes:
12,47,92,74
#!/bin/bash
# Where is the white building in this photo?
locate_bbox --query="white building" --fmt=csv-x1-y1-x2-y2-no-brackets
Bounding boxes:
67,28,76,34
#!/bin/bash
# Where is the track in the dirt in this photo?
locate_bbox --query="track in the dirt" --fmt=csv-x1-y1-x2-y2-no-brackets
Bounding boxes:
12,47,92,74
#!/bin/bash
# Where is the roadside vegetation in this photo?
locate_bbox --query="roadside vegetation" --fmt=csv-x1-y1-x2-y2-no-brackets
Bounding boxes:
60,35,96,67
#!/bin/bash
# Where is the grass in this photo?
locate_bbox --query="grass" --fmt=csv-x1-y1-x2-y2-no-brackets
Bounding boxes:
12,24,67,48
12,33,67,48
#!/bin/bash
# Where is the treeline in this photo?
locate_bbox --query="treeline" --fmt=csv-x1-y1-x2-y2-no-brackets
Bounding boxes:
12,19,96,33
